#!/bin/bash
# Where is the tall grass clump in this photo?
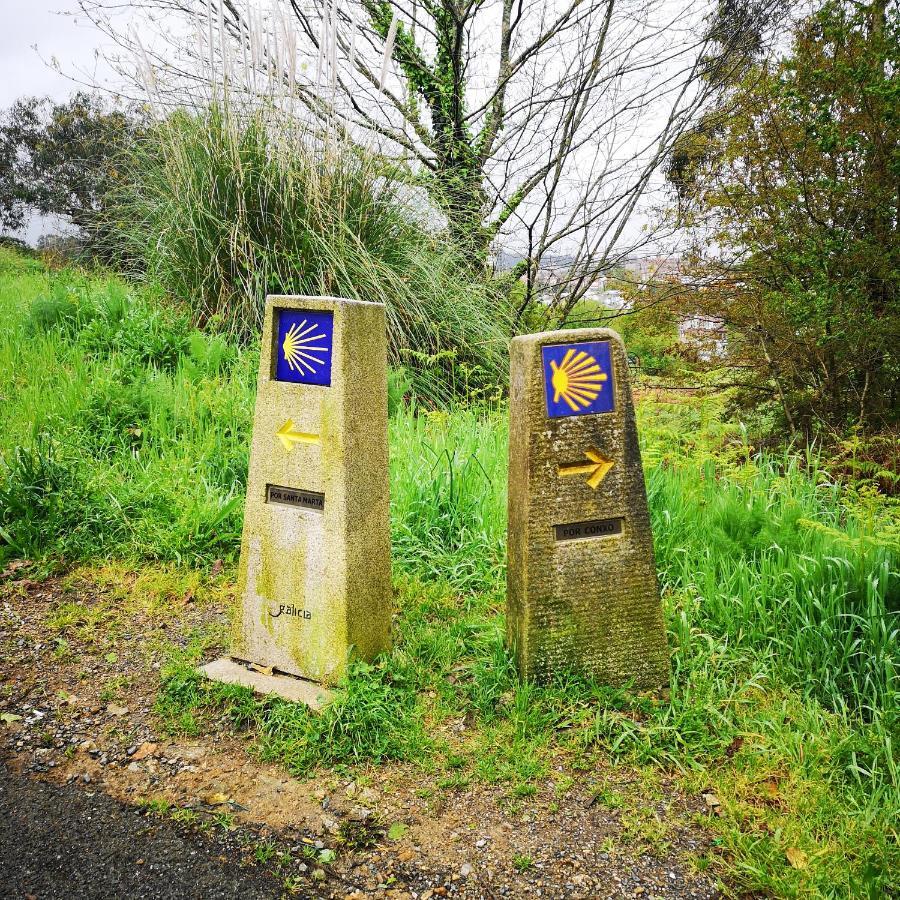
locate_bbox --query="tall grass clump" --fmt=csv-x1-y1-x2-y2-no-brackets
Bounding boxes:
0,265,253,565
107,104,509,404
649,454,898,728
389,403,508,592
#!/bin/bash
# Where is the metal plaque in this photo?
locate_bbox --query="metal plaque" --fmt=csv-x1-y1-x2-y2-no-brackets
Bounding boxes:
554,516,624,542
266,484,325,512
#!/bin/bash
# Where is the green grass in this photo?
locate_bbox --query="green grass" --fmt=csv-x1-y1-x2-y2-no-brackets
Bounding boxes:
512,852,534,872
390,404,507,592
1,249,898,896
0,251,253,564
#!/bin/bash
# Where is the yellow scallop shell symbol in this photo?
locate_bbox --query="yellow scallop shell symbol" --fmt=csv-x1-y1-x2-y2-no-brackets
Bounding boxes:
550,348,608,412
282,320,329,374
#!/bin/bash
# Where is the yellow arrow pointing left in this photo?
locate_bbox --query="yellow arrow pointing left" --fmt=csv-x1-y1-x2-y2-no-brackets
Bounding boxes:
276,419,320,451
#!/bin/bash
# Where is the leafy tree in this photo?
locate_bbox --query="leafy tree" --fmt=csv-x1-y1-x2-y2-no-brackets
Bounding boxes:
670,0,899,436
83,0,749,304
0,92,142,250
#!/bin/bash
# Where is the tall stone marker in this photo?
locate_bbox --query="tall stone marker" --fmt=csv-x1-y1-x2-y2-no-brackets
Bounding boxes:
507,328,669,689
209,295,392,697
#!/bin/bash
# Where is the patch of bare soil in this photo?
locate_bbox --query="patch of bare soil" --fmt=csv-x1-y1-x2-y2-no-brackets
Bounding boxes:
1,566,723,899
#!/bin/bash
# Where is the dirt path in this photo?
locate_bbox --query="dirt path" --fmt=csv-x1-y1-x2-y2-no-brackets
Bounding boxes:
1,568,724,899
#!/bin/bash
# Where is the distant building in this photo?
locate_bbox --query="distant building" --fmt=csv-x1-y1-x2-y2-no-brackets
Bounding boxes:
678,314,727,360
492,248,677,311
582,277,632,311
621,255,683,282
600,289,630,311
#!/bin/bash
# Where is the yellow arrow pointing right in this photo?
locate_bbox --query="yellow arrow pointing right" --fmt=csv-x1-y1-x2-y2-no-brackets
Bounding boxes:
558,448,614,489
276,419,320,451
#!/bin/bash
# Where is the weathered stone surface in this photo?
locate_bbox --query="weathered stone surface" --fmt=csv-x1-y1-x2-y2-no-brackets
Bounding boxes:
506,327,669,689
199,658,333,710
230,295,392,685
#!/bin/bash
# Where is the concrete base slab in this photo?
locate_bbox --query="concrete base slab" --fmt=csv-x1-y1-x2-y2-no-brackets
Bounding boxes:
199,658,333,711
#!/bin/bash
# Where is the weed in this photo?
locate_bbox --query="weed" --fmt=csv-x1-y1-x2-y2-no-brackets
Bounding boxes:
553,776,574,796
52,638,73,661
621,808,670,849
46,601,113,643
281,875,306,894
587,787,624,810
99,676,130,703
512,853,534,872
253,841,277,864
437,772,472,790
170,807,206,829
138,797,173,815
213,812,236,831
386,822,408,841
511,782,538,798
339,819,380,850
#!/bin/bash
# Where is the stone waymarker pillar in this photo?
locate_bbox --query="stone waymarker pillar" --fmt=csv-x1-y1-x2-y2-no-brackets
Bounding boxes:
507,328,669,689
203,295,391,704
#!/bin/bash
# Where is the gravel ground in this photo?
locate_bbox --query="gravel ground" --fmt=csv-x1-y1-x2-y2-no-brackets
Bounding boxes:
0,761,286,899
1,567,727,899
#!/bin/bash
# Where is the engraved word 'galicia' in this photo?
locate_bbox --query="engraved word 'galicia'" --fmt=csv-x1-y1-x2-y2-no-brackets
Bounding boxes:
269,604,312,619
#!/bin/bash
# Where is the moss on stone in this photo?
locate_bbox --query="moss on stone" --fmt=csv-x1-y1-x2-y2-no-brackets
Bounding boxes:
506,328,669,690
232,296,392,685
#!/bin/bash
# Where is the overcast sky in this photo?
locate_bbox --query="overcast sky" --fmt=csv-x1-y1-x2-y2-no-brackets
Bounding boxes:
1,2,120,110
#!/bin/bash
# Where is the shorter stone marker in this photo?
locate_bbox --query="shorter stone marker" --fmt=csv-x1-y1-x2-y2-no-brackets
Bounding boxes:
506,328,669,689
203,294,392,703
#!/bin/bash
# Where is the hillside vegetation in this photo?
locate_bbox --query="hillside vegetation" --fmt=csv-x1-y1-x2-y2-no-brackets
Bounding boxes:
0,249,897,895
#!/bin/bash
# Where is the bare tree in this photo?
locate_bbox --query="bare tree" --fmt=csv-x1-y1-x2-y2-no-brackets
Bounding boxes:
81,0,771,320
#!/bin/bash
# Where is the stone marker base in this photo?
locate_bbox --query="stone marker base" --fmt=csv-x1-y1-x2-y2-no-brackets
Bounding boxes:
199,658,333,711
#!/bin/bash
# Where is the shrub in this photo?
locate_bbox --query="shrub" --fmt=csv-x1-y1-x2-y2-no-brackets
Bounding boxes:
106,104,510,404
